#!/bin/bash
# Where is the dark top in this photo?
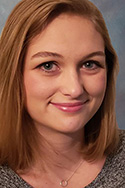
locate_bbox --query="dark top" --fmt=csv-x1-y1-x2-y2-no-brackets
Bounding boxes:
0,130,125,188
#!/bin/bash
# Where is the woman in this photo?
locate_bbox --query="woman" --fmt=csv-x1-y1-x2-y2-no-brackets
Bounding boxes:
0,0,124,187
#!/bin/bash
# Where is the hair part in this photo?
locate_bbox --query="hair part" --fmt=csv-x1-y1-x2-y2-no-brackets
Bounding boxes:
0,0,119,170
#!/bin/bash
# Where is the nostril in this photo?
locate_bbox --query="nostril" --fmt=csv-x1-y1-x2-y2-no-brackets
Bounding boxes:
59,71,85,98
60,82,84,98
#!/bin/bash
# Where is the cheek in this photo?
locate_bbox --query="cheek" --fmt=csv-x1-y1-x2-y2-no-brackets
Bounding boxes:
23,72,57,99
84,73,107,97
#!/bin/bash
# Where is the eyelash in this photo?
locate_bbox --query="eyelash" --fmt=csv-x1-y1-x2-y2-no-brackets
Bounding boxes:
36,60,102,73
82,60,102,70
36,61,59,73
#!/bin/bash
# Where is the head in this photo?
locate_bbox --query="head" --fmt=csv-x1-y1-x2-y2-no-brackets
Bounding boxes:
0,0,119,170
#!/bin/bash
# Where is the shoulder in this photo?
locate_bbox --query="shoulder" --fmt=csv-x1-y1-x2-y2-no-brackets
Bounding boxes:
119,129,125,144
86,129,125,188
102,129,125,186
116,129,125,157
107,129,125,171
0,165,32,188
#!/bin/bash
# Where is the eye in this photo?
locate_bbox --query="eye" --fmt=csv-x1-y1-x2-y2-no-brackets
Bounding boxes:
82,60,101,70
36,61,59,73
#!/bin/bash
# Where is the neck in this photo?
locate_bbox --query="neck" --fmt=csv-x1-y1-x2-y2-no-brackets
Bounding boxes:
35,124,84,172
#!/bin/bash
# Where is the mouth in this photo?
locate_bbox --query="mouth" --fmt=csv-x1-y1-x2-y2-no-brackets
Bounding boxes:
50,101,88,113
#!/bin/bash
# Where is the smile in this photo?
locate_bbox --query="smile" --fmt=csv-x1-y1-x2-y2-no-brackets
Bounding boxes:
50,101,88,113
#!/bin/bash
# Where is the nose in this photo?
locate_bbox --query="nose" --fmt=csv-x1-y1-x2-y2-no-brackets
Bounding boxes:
60,70,84,98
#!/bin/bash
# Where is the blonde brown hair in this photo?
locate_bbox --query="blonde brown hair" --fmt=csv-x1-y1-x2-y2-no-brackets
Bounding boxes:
0,0,119,170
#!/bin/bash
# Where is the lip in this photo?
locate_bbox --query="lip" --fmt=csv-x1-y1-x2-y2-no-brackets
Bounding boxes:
50,101,88,113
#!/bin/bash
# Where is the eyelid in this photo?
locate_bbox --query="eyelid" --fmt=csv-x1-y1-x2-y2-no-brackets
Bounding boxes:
82,60,105,68
36,61,57,68
36,61,60,74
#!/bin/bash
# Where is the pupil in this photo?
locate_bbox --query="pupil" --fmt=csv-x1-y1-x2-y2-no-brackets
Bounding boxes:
44,63,52,70
86,62,92,67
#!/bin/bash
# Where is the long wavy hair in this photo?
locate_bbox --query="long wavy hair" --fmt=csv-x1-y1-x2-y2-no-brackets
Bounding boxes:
0,0,119,170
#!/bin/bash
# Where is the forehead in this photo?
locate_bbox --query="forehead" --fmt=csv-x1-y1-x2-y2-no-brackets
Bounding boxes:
26,14,104,59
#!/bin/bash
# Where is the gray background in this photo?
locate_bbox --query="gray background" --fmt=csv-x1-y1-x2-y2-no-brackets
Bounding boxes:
0,0,125,130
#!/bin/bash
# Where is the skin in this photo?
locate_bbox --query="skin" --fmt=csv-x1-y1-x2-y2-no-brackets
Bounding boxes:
23,14,107,188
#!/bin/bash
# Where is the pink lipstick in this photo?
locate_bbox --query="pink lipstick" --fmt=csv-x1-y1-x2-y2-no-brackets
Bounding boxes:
50,101,88,113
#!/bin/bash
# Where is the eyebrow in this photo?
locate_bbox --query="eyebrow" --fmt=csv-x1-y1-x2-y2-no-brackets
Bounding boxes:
31,51,105,60
84,51,105,59
31,51,63,59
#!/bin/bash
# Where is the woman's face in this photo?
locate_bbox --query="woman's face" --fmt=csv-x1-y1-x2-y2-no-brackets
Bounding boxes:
24,14,107,133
